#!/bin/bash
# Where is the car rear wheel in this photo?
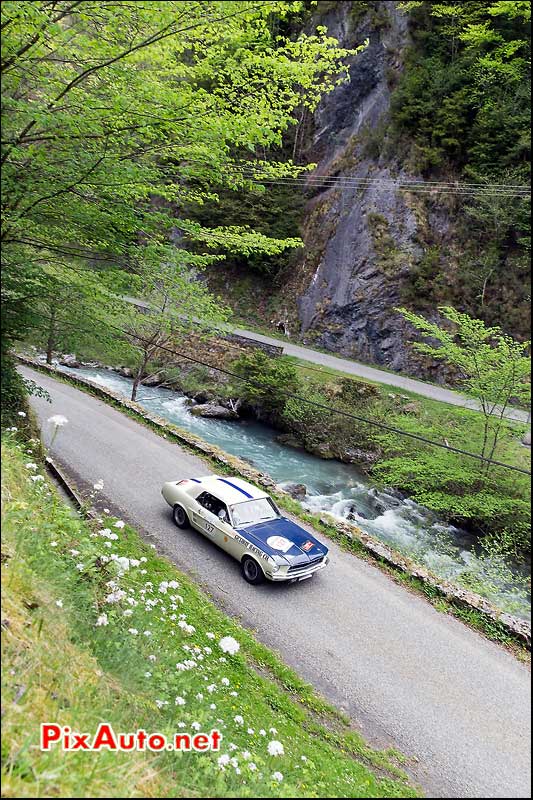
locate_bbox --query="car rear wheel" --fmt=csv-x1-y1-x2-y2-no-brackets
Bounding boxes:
173,504,190,529
241,556,265,585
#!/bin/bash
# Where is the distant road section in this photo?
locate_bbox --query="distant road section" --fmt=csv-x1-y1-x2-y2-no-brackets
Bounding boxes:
122,296,530,423
235,327,530,423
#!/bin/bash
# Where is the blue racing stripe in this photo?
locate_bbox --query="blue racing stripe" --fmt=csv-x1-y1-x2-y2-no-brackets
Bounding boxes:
190,478,201,483
217,477,253,498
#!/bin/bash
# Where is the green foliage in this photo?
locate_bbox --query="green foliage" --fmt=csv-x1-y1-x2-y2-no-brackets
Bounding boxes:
397,305,531,471
1,1,359,401
231,351,299,414
391,1,530,329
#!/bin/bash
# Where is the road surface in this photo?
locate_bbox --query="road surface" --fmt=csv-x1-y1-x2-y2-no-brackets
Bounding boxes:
24,367,531,798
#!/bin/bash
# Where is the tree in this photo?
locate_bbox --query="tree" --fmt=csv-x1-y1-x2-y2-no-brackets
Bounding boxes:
397,306,531,472
1,1,362,409
231,350,299,415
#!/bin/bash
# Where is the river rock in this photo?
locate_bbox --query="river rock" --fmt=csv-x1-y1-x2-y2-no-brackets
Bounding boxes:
283,482,308,500
191,389,214,404
311,442,336,459
336,447,380,466
114,366,133,378
59,354,81,368
275,433,304,450
522,429,531,447
190,403,239,420
142,373,163,387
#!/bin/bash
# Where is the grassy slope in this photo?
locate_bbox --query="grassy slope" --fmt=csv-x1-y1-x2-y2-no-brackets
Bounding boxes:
1,432,418,799
290,356,530,473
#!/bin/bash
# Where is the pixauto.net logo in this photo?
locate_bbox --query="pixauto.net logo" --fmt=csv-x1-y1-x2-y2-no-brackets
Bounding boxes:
41,723,222,753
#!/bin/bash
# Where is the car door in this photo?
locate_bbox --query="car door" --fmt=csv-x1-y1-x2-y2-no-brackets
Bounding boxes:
191,491,219,540
193,491,236,550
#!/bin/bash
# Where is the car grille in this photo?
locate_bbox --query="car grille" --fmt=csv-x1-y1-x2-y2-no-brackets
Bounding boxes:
287,555,324,574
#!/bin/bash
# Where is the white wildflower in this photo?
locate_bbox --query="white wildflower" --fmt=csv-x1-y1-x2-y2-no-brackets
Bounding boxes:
55,600,63,608
175,696,186,706
128,628,138,635
17,411,27,418
114,520,125,529
75,563,84,571
50,541,58,547
219,636,239,655
93,479,104,491
218,754,230,769
30,475,44,482
206,632,215,640
267,740,284,757
48,414,68,427
25,462,38,470
272,771,284,782
96,613,108,627
234,715,244,725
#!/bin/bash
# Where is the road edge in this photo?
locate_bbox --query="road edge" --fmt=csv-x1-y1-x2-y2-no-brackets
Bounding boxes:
18,354,531,650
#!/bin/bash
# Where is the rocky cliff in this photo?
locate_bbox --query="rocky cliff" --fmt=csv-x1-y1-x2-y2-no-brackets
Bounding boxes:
285,0,445,375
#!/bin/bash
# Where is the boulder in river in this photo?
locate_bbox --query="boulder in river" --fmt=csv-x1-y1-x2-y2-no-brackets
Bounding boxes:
142,373,163,387
114,365,133,378
190,403,239,420
59,354,81,368
283,482,308,500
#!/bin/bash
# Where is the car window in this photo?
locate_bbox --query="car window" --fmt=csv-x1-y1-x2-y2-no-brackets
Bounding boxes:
196,491,230,524
230,498,280,527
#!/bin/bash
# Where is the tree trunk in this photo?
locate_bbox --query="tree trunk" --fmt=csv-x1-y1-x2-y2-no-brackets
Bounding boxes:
131,351,148,401
46,306,57,364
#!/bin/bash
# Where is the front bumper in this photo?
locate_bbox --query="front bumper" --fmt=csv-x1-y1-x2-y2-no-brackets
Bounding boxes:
266,556,329,582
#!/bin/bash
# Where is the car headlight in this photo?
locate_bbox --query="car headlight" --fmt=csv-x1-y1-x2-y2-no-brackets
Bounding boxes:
271,563,280,573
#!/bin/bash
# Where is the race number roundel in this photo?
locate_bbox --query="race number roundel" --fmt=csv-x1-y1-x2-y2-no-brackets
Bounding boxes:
266,536,293,553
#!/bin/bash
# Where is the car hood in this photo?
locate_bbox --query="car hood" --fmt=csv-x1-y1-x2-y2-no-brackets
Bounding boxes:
235,517,328,565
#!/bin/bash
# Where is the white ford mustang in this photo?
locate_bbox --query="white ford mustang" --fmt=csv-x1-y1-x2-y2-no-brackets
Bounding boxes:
161,474,329,584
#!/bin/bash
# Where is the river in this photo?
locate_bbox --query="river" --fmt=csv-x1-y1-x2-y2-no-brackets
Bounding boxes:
61,365,531,620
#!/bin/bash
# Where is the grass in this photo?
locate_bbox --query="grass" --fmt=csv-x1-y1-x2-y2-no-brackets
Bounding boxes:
1,431,419,798
290,355,530,469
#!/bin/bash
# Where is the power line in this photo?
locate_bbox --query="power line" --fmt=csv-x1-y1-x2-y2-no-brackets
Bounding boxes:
152,159,531,197
27,311,530,475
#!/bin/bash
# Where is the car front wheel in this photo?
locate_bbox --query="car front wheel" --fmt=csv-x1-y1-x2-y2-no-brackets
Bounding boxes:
241,556,265,585
173,504,190,529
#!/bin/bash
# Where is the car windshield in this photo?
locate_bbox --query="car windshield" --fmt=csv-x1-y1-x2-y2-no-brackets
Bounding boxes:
230,498,280,527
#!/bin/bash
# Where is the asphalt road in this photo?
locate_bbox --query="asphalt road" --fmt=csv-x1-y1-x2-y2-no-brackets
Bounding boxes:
24,367,531,798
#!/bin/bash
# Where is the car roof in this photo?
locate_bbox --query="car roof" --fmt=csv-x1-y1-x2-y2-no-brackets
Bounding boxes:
193,475,269,504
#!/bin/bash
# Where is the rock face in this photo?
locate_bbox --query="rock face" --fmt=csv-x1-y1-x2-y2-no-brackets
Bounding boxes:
287,1,452,379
